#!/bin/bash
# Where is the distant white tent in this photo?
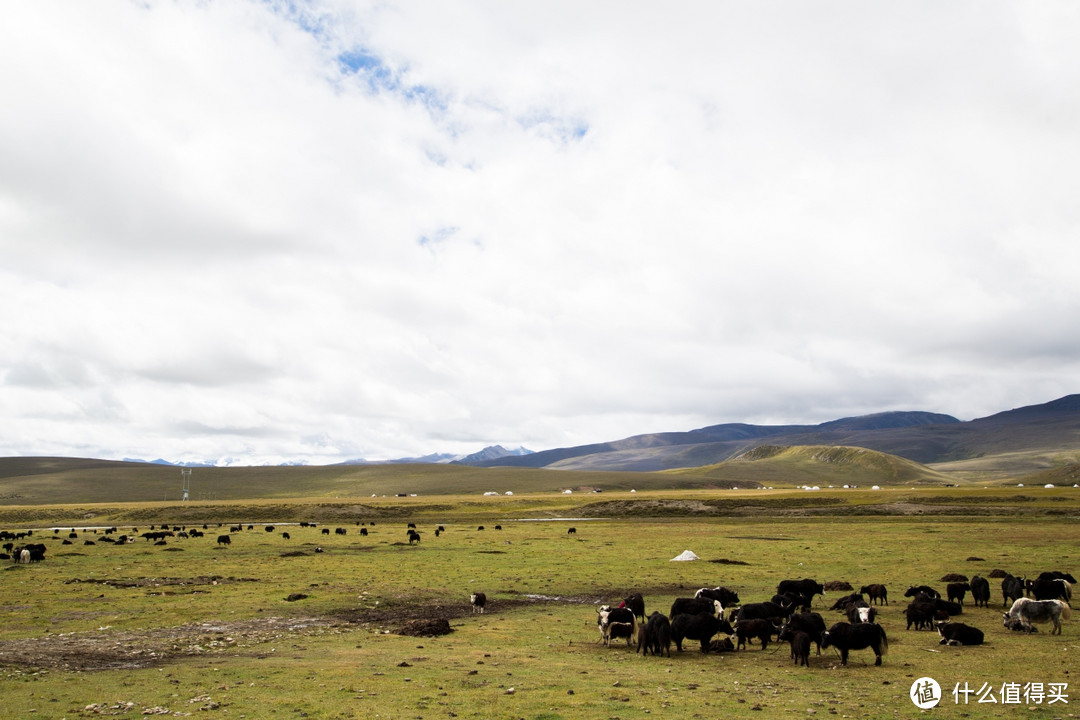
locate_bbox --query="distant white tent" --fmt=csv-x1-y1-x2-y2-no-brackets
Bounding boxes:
670,550,700,562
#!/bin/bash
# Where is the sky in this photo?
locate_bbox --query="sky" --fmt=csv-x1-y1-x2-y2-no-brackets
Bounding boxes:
2,1,1080,465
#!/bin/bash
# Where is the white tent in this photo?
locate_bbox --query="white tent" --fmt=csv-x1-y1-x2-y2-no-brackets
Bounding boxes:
670,550,700,562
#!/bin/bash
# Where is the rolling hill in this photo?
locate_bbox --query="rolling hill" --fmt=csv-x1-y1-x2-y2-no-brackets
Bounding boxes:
667,444,955,487
1,395,1078,504
463,395,1080,477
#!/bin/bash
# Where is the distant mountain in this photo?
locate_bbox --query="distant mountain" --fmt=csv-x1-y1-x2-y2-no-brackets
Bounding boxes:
452,445,534,464
461,397,1080,475
385,452,460,465
123,458,217,468
462,410,961,471
338,445,533,466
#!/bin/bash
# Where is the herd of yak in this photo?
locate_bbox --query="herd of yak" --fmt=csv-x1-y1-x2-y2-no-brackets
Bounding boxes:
595,571,1075,667
2,524,1073,670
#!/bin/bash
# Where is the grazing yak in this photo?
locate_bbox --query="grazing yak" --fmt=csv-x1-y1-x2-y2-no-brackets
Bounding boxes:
1001,574,1026,607
670,611,722,653
846,604,877,624
734,618,777,651
735,600,793,624
781,611,827,655
695,586,740,607
969,576,991,608
904,585,940,600
216,535,231,546
637,612,671,657
905,602,949,630
1028,577,1072,602
773,591,812,612
947,582,970,606
470,592,487,614
937,621,984,646
822,621,888,666
829,593,865,611
777,579,824,606
622,593,646,623
777,625,811,666
597,606,637,647
23,544,47,562
670,597,723,620
1003,598,1071,635
1037,571,1076,587
859,584,888,606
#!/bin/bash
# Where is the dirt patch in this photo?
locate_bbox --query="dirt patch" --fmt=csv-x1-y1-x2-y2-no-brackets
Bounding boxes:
0,594,555,673
397,618,452,637
64,576,259,589
0,616,332,672
576,499,718,516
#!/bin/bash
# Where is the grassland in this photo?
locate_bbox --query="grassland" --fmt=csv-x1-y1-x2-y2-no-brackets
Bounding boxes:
2,444,1073,510
2,484,1079,720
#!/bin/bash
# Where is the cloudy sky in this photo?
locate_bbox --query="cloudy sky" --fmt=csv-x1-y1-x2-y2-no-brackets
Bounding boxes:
2,1,1079,465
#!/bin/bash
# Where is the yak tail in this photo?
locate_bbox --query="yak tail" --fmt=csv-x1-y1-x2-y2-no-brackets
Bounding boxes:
879,626,889,655
1059,602,1072,621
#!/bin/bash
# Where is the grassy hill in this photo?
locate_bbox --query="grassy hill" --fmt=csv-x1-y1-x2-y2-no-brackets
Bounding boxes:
467,395,1080,475
0,444,962,507
0,456,762,506
667,444,953,487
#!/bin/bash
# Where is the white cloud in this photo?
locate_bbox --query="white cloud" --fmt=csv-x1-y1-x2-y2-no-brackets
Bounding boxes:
2,0,1079,464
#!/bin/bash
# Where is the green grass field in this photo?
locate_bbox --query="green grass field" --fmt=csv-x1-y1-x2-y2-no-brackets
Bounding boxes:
2,487,1078,719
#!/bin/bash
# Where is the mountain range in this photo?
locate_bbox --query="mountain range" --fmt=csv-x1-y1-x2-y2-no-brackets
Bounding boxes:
123,445,536,468
456,395,1080,476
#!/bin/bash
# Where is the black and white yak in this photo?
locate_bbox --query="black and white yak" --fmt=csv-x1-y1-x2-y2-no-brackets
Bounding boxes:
695,586,740,608
597,606,637,647
669,597,723,620
937,621,984,646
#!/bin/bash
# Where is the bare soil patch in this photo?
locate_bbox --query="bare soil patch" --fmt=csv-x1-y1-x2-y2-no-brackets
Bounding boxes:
0,595,549,672
64,575,258,589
